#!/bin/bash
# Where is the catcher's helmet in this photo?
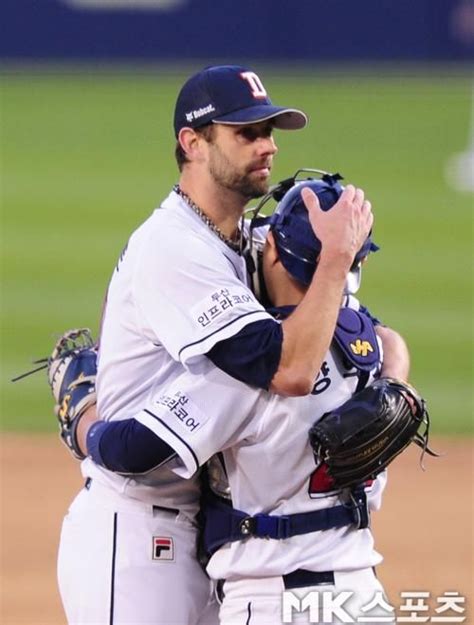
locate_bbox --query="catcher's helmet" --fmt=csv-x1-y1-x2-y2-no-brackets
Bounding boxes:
268,174,378,287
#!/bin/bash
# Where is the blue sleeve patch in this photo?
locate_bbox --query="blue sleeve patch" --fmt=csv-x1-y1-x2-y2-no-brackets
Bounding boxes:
87,419,176,474
207,318,283,390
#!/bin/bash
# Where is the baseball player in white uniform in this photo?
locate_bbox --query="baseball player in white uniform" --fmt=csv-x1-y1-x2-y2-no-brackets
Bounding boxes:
55,65,377,625
127,311,387,625
54,168,410,624
73,177,408,624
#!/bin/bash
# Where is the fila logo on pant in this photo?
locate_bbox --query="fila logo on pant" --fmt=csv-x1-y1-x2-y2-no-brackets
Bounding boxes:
152,537,174,561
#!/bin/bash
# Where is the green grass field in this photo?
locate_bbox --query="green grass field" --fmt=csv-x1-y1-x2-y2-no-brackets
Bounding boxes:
1,68,472,435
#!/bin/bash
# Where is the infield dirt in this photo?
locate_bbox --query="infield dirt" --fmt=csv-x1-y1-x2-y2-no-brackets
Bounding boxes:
1,434,472,624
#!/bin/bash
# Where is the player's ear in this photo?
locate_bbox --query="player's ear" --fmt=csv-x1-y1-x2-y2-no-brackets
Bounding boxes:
264,231,279,266
178,128,205,163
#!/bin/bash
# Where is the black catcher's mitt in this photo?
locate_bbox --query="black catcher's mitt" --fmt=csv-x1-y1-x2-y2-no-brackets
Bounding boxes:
309,377,437,490
47,328,97,459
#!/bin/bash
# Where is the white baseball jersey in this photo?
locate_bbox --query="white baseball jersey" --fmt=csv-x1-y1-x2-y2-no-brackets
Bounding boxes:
133,300,385,580
83,189,272,515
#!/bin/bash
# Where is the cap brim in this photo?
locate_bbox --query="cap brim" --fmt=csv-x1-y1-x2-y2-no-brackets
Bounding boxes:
212,105,308,130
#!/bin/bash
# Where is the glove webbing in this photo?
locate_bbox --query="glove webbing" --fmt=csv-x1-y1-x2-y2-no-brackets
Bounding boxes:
11,328,96,383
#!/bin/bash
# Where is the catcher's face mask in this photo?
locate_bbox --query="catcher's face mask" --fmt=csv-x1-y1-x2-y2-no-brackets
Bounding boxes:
245,169,378,296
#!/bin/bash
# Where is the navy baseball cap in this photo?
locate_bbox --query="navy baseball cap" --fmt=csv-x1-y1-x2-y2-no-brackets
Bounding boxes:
173,65,308,138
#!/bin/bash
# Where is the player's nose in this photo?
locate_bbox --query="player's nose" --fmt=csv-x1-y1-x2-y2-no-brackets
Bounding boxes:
258,134,278,156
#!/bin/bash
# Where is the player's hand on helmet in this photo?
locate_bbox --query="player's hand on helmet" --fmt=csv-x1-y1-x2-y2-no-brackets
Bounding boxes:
48,328,98,460
301,184,373,269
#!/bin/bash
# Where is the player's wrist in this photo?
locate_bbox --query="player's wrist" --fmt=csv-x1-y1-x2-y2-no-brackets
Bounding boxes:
315,251,352,280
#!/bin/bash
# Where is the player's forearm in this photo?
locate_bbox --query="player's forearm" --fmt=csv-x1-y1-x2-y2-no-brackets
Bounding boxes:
87,418,176,474
376,325,410,381
271,252,350,396
74,404,175,473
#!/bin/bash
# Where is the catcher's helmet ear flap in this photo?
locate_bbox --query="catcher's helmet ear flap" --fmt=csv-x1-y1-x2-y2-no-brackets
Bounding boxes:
270,175,378,286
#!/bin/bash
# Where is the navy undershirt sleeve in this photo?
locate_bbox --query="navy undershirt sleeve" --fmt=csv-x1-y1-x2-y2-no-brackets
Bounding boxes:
207,318,283,390
87,419,176,474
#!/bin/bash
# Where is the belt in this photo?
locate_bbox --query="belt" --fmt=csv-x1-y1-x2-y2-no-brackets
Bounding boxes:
283,569,334,589
216,569,335,601
84,478,179,516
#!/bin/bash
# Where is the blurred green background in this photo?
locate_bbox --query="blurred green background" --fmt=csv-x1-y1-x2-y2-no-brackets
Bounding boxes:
1,68,472,435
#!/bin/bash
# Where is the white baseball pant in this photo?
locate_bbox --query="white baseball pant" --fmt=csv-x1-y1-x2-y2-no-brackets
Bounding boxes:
58,479,218,625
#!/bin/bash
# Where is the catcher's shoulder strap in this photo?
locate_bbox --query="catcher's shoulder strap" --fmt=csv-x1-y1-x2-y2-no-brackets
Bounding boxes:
333,308,380,372
201,487,370,557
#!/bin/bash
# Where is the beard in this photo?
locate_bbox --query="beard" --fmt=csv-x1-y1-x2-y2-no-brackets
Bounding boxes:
207,143,270,200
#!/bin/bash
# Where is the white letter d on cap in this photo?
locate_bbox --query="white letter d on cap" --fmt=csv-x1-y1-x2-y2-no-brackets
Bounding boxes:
240,71,267,98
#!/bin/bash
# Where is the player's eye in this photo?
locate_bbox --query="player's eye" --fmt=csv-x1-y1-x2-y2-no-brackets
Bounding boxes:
239,127,260,142
238,124,273,142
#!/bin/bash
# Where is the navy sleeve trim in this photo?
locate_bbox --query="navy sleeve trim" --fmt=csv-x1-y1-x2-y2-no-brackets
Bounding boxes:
178,310,269,359
207,318,283,390
86,418,176,475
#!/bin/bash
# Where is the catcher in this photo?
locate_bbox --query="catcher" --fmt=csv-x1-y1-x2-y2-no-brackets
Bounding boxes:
44,174,435,625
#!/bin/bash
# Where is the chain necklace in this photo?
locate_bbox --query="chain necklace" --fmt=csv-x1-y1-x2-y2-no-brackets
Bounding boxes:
173,184,242,253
